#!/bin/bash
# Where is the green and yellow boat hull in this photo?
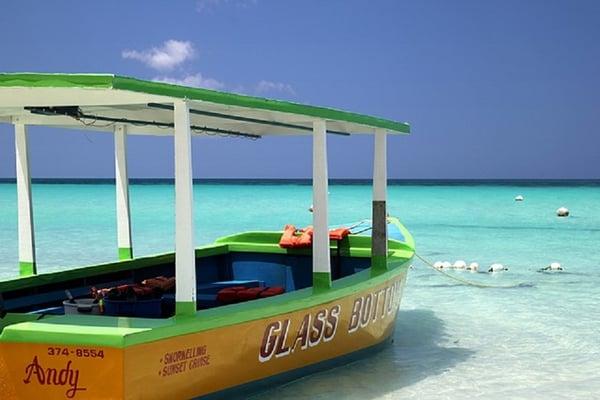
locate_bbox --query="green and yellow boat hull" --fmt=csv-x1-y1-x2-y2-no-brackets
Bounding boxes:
0,219,414,399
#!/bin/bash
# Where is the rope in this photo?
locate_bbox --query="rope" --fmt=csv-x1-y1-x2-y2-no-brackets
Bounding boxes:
414,252,528,289
343,219,526,289
351,226,372,235
347,219,370,230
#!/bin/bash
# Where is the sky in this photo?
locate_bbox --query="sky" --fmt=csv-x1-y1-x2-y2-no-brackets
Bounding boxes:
0,0,599,179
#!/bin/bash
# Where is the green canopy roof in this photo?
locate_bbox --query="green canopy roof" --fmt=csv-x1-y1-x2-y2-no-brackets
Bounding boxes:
0,73,410,137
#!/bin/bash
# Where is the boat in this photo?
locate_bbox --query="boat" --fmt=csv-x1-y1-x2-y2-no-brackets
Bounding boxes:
0,73,414,399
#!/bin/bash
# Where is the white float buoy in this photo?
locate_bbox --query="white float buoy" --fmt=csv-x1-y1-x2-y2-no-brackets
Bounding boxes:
441,261,452,269
549,262,562,270
467,262,479,272
433,261,444,270
548,262,563,271
556,207,569,217
539,262,564,272
488,263,508,273
453,260,467,269
515,195,524,201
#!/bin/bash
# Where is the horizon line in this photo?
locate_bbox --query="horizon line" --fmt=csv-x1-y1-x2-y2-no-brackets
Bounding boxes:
0,178,599,186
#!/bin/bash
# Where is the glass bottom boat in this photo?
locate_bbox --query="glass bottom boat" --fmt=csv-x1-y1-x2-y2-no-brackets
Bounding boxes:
0,73,413,399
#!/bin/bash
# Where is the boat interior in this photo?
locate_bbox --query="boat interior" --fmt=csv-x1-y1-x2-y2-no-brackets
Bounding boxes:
0,233,379,322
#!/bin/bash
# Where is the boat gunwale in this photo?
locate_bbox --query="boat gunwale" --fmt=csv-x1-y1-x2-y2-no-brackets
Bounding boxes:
0,227,414,348
0,256,410,348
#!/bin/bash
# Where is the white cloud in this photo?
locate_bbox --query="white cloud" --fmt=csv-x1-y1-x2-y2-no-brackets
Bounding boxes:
153,73,225,90
121,39,294,96
122,40,195,71
196,0,222,13
255,80,296,96
151,75,294,96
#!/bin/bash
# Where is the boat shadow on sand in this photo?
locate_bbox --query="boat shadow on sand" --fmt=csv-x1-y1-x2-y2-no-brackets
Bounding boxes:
255,309,474,400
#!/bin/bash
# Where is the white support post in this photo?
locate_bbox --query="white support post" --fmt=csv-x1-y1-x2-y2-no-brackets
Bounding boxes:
312,119,331,289
114,124,133,260
372,128,388,272
14,122,36,276
174,100,197,315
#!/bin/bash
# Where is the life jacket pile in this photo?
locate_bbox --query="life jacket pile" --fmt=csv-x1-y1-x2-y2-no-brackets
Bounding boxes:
279,225,351,248
142,276,176,292
91,276,175,301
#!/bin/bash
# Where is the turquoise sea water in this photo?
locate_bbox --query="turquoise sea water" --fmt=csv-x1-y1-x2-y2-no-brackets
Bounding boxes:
1,181,599,399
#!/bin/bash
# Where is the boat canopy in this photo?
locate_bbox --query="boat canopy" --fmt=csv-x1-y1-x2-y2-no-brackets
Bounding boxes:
0,72,411,316
0,73,410,137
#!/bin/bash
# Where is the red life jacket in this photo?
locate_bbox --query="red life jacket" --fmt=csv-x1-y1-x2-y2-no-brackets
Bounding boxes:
236,287,265,301
216,286,247,304
259,286,285,298
217,286,286,304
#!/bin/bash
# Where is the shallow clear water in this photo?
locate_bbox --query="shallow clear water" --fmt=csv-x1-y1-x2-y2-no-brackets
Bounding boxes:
1,182,599,399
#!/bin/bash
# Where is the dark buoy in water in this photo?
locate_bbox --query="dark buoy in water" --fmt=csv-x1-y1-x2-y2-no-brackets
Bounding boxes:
556,207,569,217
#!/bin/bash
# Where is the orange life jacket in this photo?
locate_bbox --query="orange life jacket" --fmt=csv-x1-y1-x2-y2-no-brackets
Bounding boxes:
296,226,313,247
329,227,351,241
279,225,313,248
279,224,298,248
279,225,351,248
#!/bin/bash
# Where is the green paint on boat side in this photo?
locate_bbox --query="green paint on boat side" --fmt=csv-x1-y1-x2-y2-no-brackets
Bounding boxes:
0,313,40,334
118,247,133,260
371,255,388,273
176,301,196,316
0,73,410,134
0,220,415,349
18,261,36,276
1,315,156,347
389,216,416,251
215,230,414,257
312,272,332,291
